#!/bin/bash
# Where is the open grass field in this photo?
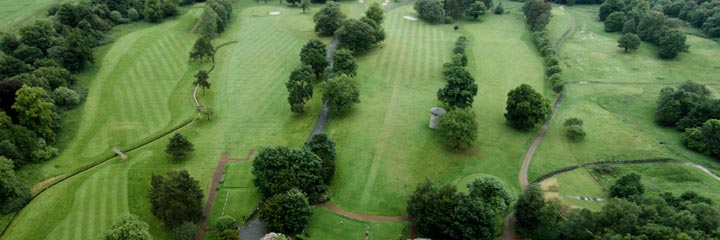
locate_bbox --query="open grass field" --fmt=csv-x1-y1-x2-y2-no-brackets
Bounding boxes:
0,0,71,30
326,0,544,217
528,4,720,211
301,208,409,239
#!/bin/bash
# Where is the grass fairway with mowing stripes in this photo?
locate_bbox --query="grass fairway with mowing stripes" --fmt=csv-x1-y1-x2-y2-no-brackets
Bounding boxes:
327,1,544,216
0,0,71,30
15,8,201,188
303,208,410,239
4,2,323,239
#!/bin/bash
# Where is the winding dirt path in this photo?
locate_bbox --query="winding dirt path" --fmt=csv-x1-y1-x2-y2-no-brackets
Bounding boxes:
519,93,565,190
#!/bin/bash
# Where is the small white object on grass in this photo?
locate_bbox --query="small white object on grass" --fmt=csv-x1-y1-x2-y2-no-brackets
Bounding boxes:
269,11,281,15
382,2,388,5
359,0,364,3
403,16,418,21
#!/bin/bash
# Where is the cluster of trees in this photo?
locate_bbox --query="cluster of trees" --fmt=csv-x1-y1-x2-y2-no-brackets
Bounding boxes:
516,173,720,239
652,0,720,38
531,31,564,93
654,81,720,158
414,0,494,24
546,0,604,6
563,117,586,142
253,134,337,235
435,37,479,150
313,2,384,53
198,0,234,39
505,84,551,130
600,0,689,59
214,216,240,240
407,177,514,239
288,38,361,114
148,170,204,237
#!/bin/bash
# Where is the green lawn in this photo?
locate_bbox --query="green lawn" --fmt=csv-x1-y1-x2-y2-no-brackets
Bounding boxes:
327,1,545,216
0,0,72,31
528,4,720,182
301,208,409,240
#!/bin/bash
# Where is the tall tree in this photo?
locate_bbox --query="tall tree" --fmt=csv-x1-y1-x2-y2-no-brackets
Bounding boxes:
286,65,314,113
199,6,221,39
504,84,550,130
12,85,58,141
190,37,214,62
414,0,445,24
313,2,346,35
439,109,478,150
617,33,641,52
335,19,378,53
258,188,313,235
252,146,327,203
148,170,203,228
515,184,546,235
407,179,460,239
608,173,644,201
330,48,357,77
165,133,194,159
299,39,329,80
437,65,477,109
657,29,689,59
522,0,552,31
366,2,384,24
322,74,360,115
468,1,487,20
604,12,626,32
304,133,336,184
193,70,211,95
101,214,152,240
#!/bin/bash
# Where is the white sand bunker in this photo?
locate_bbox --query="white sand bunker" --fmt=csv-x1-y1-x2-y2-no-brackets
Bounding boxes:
382,2,388,5
359,0,364,3
403,16,418,21
269,11,281,15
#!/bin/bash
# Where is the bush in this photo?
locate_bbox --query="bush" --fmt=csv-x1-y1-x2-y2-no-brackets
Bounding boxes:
52,87,80,109
544,55,558,66
128,8,140,22
682,119,720,158
604,12,626,32
566,125,586,142
505,84,550,130
414,0,445,24
494,3,504,14
215,216,237,232
335,19,378,53
545,65,561,76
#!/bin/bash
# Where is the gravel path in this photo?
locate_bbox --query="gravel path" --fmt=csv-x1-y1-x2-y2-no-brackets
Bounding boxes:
519,93,565,190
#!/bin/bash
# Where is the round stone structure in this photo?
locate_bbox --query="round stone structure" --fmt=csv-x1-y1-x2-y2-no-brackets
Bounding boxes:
429,107,447,129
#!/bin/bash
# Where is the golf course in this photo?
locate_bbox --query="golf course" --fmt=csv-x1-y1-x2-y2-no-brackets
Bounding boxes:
1,0,719,239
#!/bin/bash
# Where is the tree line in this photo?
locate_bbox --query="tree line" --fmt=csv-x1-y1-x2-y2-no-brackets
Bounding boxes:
654,81,720,159
0,0,190,215
515,172,720,239
652,0,720,38
414,0,499,24
600,0,689,59
523,0,565,93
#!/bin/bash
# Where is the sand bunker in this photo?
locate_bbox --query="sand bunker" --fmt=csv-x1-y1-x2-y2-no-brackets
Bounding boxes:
269,11,281,15
403,16,418,21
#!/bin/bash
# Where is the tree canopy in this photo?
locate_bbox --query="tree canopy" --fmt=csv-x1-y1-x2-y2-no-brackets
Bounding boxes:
335,19,378,53
608,173,645,201
314,2,346,36
165,133,194,159
330,48,357,77
618,33,641,52
322,74,360,115
101,214,152,240
148,170,204,228
190,37,214,62
439,109,478,150
12,85,58,141
299,39,329,80
258,188,313,235
414,0,445,24
286,65,314,113
523,0,552,31
437,64,477,109
0,156,31,214
305,133,336,184
504,84,550,130
252,146,327,203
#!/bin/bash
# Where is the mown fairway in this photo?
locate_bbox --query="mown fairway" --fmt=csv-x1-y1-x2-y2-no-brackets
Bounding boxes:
0,0,69,30
3,1,322,238
528,4,720,208
326,1,545,216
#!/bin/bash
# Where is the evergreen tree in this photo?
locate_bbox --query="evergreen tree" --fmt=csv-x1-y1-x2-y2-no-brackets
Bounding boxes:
165,133,194,159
